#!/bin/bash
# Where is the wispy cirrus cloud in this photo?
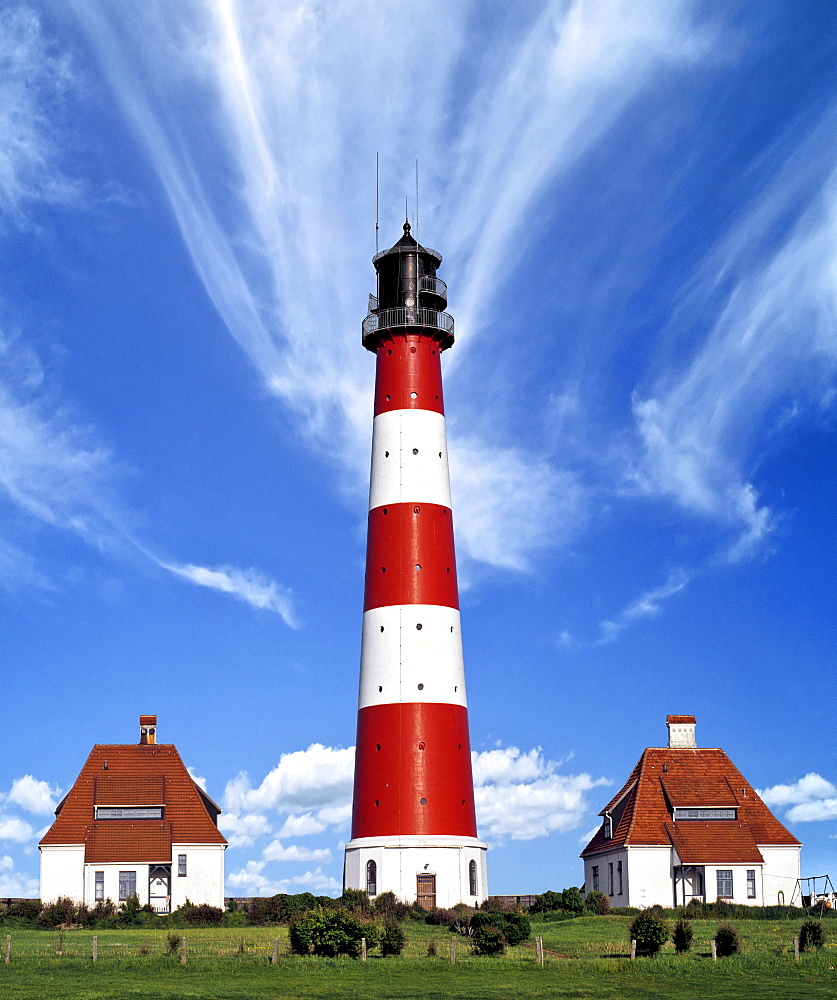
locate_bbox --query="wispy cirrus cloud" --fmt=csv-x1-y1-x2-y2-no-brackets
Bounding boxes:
157,560,298,626
597,569,692,644
0,6,78,221
70,0,711,574
630,108,837,562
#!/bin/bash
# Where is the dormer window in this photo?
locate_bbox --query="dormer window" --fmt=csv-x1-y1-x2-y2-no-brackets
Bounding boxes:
95,806,163,820
673,807,736,821
604,815,613,839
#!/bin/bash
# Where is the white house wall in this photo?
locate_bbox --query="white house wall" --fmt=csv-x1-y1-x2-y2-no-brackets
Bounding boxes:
761,845,802,906
40,845,84,904
170,844,226,909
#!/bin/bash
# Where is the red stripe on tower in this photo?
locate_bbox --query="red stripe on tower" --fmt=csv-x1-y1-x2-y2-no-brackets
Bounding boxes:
343,221,487,908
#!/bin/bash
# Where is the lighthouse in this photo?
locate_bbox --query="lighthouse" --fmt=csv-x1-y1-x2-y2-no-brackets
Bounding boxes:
343,221,488,908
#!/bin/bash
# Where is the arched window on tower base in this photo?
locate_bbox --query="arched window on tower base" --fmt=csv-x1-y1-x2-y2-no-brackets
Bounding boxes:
366,859,377,896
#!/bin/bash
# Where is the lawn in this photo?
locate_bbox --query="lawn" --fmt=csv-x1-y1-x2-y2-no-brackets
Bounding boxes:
1,916,833,1000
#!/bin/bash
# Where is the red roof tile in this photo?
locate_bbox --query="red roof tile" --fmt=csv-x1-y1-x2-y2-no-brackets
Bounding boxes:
666,715,696,724
139,715,157,726
667,821,764,864
661,777,738,808
582,746,798,858
85,822,173,864
40,744,227,853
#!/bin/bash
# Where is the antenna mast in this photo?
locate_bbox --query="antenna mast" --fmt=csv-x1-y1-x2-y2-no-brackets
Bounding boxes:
415,159,419,242
375,153,379,255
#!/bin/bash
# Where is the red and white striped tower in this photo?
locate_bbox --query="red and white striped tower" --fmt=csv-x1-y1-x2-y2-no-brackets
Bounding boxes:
343,221,487,908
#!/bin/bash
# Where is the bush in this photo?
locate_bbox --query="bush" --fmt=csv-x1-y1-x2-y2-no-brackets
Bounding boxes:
529,890,563,914
673,915,694,954
502,912,531,945
2,900,41,923
472,923,506,956
469,910,530,949
629,912,669,955
340,888,372,915
289,911,368,958
172,901,224,926
426,938,437,957
559,887,586,914
165,932,182,955
37,897,79,927
799,919,825,951
714,922,741,957
585,890,612,915
381,920,406,956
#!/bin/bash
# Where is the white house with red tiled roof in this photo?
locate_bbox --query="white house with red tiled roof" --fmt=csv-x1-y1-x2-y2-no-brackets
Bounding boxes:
580,716,801,908
39,716,227,912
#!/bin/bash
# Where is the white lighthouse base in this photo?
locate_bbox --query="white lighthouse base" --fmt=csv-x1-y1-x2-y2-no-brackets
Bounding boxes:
343,835,488,909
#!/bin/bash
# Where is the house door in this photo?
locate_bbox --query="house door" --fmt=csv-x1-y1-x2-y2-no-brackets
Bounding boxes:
149,865,171,914
417,873,436,909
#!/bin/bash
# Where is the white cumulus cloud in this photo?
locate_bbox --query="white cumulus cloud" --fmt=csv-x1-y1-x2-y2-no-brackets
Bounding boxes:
0,815,34,843
262,841,331,864
218,812,272,849
5,775,62,816
758,772,837,823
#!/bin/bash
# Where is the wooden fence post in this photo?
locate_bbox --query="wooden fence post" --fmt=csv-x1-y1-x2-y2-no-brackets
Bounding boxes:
536,935,544,965
5,934,10,964
450,935,456,964
92,935,98,962
361,937,367,962
630,938,636,960
271,938,279,965
794,936,800,961
181,936,187,964
711,940,717,962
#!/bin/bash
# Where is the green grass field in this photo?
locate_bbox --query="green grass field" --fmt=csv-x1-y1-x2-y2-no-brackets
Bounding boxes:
1,915,833,999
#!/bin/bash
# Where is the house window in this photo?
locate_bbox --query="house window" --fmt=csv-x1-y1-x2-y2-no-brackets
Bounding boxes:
366,860,377,896
747,870,756,899
178,854,187,877
469,859,478,896
592,866,600,891
118,871,137,900
604,815,613,839
674,808,736,821
716,870,733,898
608,862,614,895
617,860,623,895
95,871,104,901
96,806,163,820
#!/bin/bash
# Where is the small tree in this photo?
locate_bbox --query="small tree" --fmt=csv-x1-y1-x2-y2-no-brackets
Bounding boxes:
629,912,669,956
381,920,406,956
289,911,368,958
530,890,562,913
714,922,741,957
799,919,825,952
585,890,612,915
559,887,586,913
472,923,506,956
672,915,693,954
340,888,371,915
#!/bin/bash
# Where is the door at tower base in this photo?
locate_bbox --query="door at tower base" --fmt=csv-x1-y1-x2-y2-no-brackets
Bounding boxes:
343,835,488,909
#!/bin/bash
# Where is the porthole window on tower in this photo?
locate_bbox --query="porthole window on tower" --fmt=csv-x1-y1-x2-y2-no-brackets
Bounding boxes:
420,797,427,805
469,859,478,896
412,448,419,455
416,623,422,630
410,391,417,398
366,860,377,896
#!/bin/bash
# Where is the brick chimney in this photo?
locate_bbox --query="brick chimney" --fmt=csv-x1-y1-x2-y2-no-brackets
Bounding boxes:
139,715,157,745
666,714,696,748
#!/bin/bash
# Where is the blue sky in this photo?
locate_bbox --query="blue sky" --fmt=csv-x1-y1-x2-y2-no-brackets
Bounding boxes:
1,0,836,900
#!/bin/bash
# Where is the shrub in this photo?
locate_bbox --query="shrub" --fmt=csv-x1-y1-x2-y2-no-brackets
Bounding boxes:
714,922,741,957
502,912,531,945
118,894,141,925
560,887,586,913
165,932,182,955
585,890,612,915
673,915,693,954
289,911,368,958
340,888,372,915
175,902,224,926
629,912,669,955
381,920,406,956
223,909,248,927
37,897,78,927
90,898,116,922
472,923,506,956
3,900,41,922
799,919,825,952
529,890,563,914
426,938,437,957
